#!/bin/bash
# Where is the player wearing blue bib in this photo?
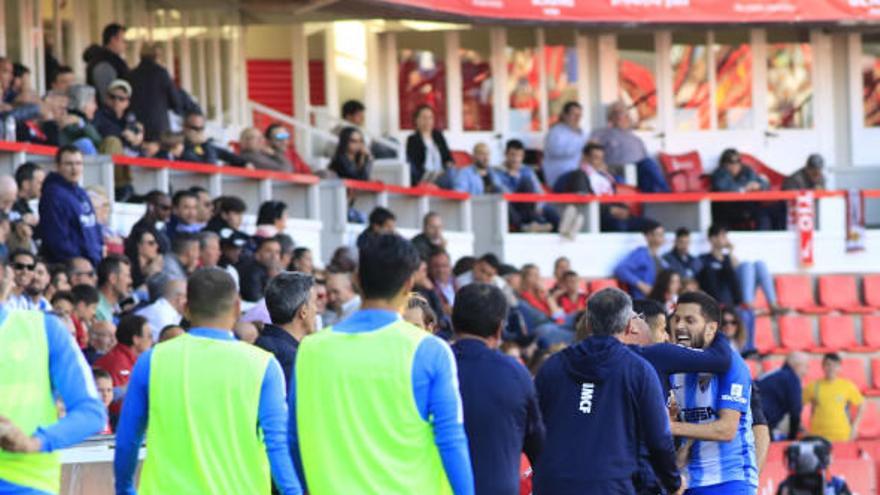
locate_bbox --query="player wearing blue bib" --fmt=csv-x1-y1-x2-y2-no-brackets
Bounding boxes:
669,292,758,495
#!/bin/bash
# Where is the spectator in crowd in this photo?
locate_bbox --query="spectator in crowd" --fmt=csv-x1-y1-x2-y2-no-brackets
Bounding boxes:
83,320,116,365
256,272,316,384
804,352,865,442
326,100,394,158
205,195,246,236
166,190,202,240
181,112,248,167
38,146,103,266
233,321,259,344
542,101,586,189
265,123,310,174
291,233,472,495
255,200,288,239
95,254,132,322
589,101,670,193
127,42,180,142
356,207,396,249
86,23,129,102
410,259,447,332
647,269,681,314
161,233,200,280
218,229,248,287
758,351,809,441
404,293,439,334
238,127,287,172
452,283,544,495
125,227,163,290
0,176,17,218
5,250,50,310
86,186,123,256
613,219,666,299
428,249,456,315
190,186,213,226
499,139,556,233
46,265,71,301
151,130,185,161
198,230,221,269
48,65,76,96
452,142,503,195
662,227,702,281
92,367,115,434
157,324,184,343
322,268,361,326
519,264,565,324
711,148,784,230
329,127,373,181
406,105,453,185
0,298,106,494
551,256,571,290
93,79,143,158
128,190,172,254
95,314,152,411
114,268,302,495
238,236,283,303
555,270,587,315
60,84,101,154
136,277,186,341
535,288,681,495
290,247,314,274
669,291,758,493
719,307,748,352
783,153,826,191
11,161,44,224
70,283,99,347
411,211,446,260
632,298,669,344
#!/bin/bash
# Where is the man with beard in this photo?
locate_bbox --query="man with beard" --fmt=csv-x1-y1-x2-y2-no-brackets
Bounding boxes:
669,291,758,495
6,251,51,311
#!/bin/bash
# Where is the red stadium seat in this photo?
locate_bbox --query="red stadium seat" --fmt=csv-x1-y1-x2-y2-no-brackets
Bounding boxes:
757,461,787,494
739,152,786,191
747,359,761,379
864,274,880,309
763,356,784,374
658,151,706,193
451,150,473,168
767,442,790,464
753,288,770,314
805,360,824,384
831,442,862,459
829,459,876,494
863,316,880,351
869,360,880,398
775,275,831,314
614,183,644,217
819,315,871,353
818,275,873,314
754,316,779,355
840,358,869,392
778,316,825,352
859,402,880,440
588,279,619,293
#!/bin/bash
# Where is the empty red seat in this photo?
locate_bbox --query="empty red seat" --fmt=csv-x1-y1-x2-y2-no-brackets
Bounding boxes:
863,316,880,350
747,359,761,379
865,274,880,309
805,359,824,384
859,402,880,440
658,151,706,193
758,462,787,495
819,315,870,352
754,316,778,355
831,442,862,459
753,288,770,313
840,358,869,392
819,275,873,314
451,150,473,168
829,459,876,494
776,275,831,314
588,279,619,293
779,316,825,352
869,360,880,398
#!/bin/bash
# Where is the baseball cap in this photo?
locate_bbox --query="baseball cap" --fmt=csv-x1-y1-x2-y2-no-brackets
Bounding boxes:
107,79,132,97
806,154,824,169
219,228,249,248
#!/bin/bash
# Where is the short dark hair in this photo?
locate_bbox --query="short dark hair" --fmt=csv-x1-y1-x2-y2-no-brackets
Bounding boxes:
478,253,501,273
720,148,740,166
171,233,199,256
452,283,508,338
562,270,579,279
97,254,130,288
159,325,183,340
276,233,295,255
116,314,147,347
412,104,434,125
55,144,81,164
823,352,841,364
51,66,74,84
561,101,582,116
102,23,126,46
51,290,74,307
707,224,727,238
633,299,665,322
293,247,311,261
677,291,721,324
368,207,396,227
452,256,476,277
357,234,421,300
70,284,99,305
188,185,208,196
171,190,198,207
187,268,238,321
257,200,287,226
216,196,246,214
10,249,35,264
14,162,42,188
675,227,690,238
640,219,662,236
92,367,111,381
265,272,314,325
583,142,604,155
255,235,282,252
264,123,287,140
144,190,168,206
341,100,365,118
505,139,525,152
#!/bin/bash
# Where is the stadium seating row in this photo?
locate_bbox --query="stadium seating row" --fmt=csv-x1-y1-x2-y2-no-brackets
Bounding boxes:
775,274,880,315
755,315,880,355
756,354,880,396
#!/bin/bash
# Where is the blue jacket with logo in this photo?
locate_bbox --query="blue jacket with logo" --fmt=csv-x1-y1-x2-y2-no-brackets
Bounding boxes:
38,171,103,266
534,335,680,495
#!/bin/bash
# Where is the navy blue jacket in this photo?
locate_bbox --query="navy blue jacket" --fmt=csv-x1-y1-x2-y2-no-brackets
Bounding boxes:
254,324,300,385
534,336,680,495
452,338,544,495
38,172,103,267
757,364,802,440
661,249,702,280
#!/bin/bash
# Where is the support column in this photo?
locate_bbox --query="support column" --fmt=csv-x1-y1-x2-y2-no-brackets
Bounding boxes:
238,23,250,126
68,0,89,78
196,12,208,113
292,23,312,159
384,33,399,133
52,0,62,67
162,10,175,80
365,27,382,134
18,0,35,77
0,0,6,56
445,31,462,133
323,24,339,118
536,28,549,132
575,32,591,129
226,18,242,126
209,12,223,121
33,0,46,96
490,27,508,138
179,11,192,93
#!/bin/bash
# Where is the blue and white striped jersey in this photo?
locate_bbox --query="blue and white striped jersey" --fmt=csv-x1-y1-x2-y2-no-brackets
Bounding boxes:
670,352,758,489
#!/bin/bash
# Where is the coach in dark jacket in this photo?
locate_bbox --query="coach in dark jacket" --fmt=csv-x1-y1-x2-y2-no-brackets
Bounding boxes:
452,283,544,495
255,272,315,384
127,43,180,141
38,146,103,266
534,288,681,495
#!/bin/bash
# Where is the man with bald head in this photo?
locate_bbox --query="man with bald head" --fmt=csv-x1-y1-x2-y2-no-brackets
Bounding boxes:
452,142,503,195
83,320,116,364
757,351,809,441
0,175,18,216
136,277,187,341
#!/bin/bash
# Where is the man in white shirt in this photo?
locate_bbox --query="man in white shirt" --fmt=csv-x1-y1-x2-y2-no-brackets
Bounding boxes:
136,277,186,341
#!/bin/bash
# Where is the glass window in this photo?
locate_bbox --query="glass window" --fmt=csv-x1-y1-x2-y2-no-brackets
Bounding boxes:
714,30,753,130
617,33,657,131
545,30,578,126
767,30,812,129
507,28,541,133
460,30,493,131
861,34,880,128
671,32,710,131
397,31,447,130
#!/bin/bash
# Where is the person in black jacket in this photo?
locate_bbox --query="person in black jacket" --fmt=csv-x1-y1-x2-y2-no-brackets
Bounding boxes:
405,105,453,185
181,112,248,167
328,127,372,180
86,24,129,103
256,272,317,384
126,43,181,143
237,236,283,303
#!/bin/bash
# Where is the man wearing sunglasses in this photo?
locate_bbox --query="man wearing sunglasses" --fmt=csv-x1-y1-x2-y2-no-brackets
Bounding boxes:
5,251,51,312
181,112,249,167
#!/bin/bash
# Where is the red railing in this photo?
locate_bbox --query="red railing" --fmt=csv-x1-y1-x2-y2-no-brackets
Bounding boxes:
504,189,849,204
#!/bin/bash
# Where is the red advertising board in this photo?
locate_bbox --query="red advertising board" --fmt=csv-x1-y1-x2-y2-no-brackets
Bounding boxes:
375,0,880,23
